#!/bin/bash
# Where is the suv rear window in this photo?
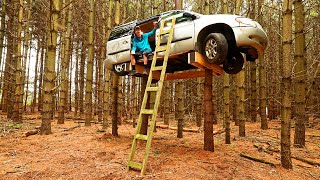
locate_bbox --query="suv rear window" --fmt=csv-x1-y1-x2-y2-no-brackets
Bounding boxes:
109,21,136,41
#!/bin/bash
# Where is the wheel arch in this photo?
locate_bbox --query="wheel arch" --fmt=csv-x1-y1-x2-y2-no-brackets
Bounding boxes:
196,23,236,52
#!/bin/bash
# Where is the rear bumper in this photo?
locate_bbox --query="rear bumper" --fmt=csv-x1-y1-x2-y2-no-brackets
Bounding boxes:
233,26,268,56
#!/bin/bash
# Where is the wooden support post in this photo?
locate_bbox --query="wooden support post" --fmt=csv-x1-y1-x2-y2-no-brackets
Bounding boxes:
204,69,214,152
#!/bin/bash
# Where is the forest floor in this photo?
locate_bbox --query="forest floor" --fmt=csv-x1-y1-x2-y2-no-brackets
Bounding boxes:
0,113,320,180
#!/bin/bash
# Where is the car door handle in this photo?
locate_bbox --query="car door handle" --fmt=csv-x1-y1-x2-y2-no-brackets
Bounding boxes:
123,40,128,44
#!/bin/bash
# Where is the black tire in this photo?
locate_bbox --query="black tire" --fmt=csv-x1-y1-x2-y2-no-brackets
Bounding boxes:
201,33,228,65
113,63,128,76
223,50,244,74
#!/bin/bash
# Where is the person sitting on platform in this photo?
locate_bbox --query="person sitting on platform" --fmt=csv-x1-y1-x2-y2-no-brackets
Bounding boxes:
129,21,158,76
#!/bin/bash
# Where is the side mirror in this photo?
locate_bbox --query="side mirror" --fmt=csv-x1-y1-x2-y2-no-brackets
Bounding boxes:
183,12,197,20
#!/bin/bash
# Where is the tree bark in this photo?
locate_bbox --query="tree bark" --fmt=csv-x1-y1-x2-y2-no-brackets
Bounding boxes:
280,0,293,169
176,80,184,138
12,0,24,123
32,39,41,113
111,73,119,136
41,0,60,135
85,0,95,126
0,0,6,75
58,0,72,124
163,81,170,125
293,0,306,147
239,62,246,137
258,0,268,130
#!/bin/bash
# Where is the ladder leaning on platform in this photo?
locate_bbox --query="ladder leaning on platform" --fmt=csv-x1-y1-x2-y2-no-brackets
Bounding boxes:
127,17,176,175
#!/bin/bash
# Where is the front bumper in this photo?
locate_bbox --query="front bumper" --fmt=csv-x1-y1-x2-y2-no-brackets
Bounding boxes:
233,26,268,56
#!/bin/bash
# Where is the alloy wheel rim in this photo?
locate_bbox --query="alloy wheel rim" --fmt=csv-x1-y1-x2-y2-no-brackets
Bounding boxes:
205,38,218,59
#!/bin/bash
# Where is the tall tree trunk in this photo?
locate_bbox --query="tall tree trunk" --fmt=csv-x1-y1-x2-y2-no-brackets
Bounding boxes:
32,39,41,113
176,80,184,138
280,0,293,169
258,0,268,130
38,39,45,111
293,0,306,147
111,0,120,136
98,0,107,122
41,0,60,134
103,0,114,129
249,0,257,122
85,0,95,126
204,69,214,151
0,0,6,72
221,0,230,144
234,0,242,127
111,73,119,136
24,49,31,112
79,44,85,114
163,81,170,125
224,73,231,144
12,0,24,123
239,62,246,137
2,0,14,116
195,78,202,127
58,0,72,124
74,41,79,116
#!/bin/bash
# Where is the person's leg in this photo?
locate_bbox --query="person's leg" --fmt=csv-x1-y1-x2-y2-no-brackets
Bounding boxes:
142,54,148,75
131,54,136,68
129,54,137,75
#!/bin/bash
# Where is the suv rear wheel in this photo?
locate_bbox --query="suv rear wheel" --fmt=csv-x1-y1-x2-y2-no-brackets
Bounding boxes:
223,50,244,74
113,63,128,76
201,33,228,65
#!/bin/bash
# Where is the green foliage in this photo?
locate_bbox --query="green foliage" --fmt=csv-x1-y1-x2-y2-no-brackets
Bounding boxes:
7,123,23,129
310,10,318,17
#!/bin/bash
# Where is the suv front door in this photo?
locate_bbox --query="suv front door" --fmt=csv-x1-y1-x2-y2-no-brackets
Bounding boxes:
158,11,195,56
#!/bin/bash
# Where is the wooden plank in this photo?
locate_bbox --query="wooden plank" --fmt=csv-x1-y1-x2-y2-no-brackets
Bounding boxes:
135,134,148,141
128,161,142,170
189,52,224,75
146,87,159,92
141,109,154,114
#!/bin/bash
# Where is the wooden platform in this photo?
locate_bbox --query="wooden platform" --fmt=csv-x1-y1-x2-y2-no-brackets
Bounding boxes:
133,52,223,81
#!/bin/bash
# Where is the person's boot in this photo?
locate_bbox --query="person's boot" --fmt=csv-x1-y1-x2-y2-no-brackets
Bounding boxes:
128,69,137,76
143,68,148,75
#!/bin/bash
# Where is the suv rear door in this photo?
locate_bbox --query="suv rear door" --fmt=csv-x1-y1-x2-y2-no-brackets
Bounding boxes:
107,21,136,64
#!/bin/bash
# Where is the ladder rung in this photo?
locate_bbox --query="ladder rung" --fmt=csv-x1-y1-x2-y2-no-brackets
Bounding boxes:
156,46,168,52
128,161,142,170
151,66,164,71
141,109,154,114
159,29,171,35
146,87,159,92
135,134,148,141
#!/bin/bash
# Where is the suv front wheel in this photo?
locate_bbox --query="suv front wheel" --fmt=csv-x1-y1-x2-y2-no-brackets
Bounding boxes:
113,63,128,76
201,33,228,65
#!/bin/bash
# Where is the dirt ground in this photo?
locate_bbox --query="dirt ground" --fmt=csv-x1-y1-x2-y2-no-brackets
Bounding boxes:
0,113,319,180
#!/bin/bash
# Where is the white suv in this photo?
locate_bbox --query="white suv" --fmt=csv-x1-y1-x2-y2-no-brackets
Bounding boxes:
106,10,268,75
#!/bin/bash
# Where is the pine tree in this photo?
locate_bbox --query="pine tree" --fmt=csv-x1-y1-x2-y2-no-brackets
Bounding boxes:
41,0,60,134
280,0,293,169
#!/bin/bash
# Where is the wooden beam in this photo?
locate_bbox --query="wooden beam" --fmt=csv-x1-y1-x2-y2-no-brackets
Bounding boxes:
165,70,205,80
188,52,224,75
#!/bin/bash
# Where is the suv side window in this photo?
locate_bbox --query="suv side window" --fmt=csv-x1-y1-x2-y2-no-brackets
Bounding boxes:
161,11,193,25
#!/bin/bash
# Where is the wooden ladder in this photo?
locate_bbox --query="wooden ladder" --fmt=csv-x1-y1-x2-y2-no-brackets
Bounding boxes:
127,17,176,175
